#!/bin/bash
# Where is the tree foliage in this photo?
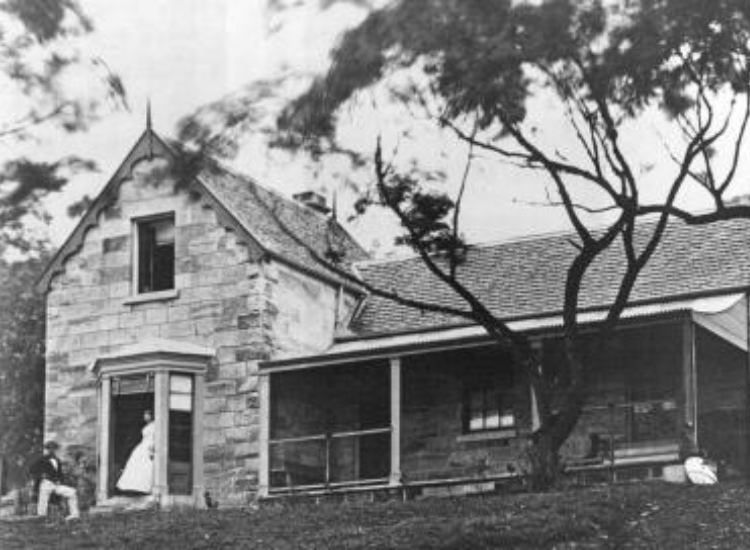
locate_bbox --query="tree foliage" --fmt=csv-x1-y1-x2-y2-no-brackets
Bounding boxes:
281,0,750,137
0,0,126,256
0,257,47,487
272,0,750,486
171,0,750,486
0,1,125,485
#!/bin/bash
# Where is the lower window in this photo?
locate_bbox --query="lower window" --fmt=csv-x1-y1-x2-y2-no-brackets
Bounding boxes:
463,364,515,433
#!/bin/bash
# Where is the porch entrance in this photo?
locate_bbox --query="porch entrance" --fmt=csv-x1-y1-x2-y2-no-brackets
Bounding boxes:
92,340,211,507
111,374,154,495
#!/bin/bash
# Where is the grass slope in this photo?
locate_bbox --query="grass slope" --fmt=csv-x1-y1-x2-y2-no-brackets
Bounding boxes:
2,482,749,549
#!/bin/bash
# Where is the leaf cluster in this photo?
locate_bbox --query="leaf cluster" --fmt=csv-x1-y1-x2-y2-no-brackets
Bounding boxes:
280,0,750,140
0,156,97,254
0,0,126,255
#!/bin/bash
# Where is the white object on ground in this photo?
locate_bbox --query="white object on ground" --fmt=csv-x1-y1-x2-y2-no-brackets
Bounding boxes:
684,456,718,485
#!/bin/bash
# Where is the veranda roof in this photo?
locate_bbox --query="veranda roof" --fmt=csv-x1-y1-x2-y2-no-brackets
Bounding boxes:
262,292,747,370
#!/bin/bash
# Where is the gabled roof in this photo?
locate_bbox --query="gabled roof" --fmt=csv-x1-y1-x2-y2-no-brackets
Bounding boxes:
38,128,368,291
196,158,368,283
350,218,750,336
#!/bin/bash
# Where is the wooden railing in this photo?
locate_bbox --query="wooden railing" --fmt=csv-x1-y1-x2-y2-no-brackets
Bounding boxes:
269,427,392,491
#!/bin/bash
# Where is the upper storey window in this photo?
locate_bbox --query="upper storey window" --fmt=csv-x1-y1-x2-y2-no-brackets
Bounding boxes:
137,215,175,293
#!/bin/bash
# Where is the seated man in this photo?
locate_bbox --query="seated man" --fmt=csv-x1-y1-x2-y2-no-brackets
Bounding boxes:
30,441,80,520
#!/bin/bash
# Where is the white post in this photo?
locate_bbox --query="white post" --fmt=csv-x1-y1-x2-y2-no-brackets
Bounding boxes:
97,376,111,503
530,339,543,431
389,356,402,486
683,319,698,447
258,372,270,497
192,373,205,506
153,370,169,504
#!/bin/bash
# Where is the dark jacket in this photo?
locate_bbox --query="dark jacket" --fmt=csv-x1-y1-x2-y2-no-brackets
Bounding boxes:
30,455,64,488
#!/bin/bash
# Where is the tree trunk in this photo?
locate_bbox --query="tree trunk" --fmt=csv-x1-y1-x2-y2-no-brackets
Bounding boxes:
525,353,588,490
526,429,561,490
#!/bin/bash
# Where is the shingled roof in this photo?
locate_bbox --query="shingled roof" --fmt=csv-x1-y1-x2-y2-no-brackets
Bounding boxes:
350,218,750,336
195,159,368,282
37,128,368,290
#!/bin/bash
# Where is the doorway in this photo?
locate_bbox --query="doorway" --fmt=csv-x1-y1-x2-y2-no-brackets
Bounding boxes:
94,341,210,507
110,375,154,496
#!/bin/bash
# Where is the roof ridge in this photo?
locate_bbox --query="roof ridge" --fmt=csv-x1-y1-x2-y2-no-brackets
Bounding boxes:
353,213,727,269
353,226,583,269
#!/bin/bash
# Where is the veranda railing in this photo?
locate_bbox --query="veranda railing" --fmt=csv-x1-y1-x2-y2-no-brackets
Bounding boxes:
269,427,391,491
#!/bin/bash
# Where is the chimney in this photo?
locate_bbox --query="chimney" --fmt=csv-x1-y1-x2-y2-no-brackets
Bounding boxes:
293,190,331,215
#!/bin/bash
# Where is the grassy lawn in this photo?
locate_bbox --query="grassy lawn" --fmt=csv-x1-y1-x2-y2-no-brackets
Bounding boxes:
2,481,750,549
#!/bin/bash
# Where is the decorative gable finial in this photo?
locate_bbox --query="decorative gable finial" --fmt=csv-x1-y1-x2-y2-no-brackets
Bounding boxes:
146,99,154,159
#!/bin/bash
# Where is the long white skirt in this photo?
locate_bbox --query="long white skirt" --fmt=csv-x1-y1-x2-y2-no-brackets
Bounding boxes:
117,440,154,493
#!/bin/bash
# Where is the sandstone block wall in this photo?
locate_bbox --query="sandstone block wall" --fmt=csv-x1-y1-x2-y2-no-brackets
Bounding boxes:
401,349,532,483
265,261,356,359
44,155,344,504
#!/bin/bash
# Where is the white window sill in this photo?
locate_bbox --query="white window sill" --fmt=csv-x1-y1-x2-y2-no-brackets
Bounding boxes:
123,288,180,306
456,429,517,443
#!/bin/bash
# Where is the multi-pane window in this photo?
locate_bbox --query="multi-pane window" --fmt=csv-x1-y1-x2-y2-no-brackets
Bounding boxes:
466,388,515,432
137,215,175,293
464,364,515,433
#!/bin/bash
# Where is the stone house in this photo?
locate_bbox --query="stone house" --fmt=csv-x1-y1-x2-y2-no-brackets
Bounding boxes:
37,124,750,507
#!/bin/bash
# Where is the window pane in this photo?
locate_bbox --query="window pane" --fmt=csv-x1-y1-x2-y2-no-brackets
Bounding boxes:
138,224,154,293
485,411,500,429
153,242,174,291
137,216,174,293
170,393,192,411
170,374,193,393
499,413,515,428
168,409,192,494
470,391,484,412
114,374,153,395
469,411,484,431
154,220,175,245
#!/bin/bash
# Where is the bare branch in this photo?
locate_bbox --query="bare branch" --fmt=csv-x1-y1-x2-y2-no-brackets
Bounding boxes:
516,187,619,215
0,103,71,139
450,117,477,279
718,92,750,194
374,137,531,353
497,117,594,244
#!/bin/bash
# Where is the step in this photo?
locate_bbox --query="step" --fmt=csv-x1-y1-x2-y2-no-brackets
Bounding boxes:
89,495,156,515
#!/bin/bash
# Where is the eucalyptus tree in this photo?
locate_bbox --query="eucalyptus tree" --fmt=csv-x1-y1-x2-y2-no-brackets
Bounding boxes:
0,0,126,254
178,0,750,487
273,0,750,486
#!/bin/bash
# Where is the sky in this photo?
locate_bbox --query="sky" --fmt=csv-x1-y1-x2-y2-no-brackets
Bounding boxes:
14,0,569,254
13,1,750,255
27,1,411,251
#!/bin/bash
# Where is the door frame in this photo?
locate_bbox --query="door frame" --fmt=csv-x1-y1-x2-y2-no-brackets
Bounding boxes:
92,341,212,507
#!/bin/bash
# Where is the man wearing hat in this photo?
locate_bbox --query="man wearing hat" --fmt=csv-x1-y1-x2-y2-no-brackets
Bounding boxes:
30,441,80,520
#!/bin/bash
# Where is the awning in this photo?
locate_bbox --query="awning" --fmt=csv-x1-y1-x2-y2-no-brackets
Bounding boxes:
693,294,747,350
261,292,748,371
89,338,215,374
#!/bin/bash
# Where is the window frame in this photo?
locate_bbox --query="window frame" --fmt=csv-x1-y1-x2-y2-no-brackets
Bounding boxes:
462,367,516,434
132,213,176,295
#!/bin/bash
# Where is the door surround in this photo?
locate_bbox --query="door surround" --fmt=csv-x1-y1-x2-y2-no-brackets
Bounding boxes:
91,339,213,507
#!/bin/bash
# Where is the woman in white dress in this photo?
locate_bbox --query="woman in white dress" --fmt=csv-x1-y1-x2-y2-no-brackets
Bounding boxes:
117,409,155,494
